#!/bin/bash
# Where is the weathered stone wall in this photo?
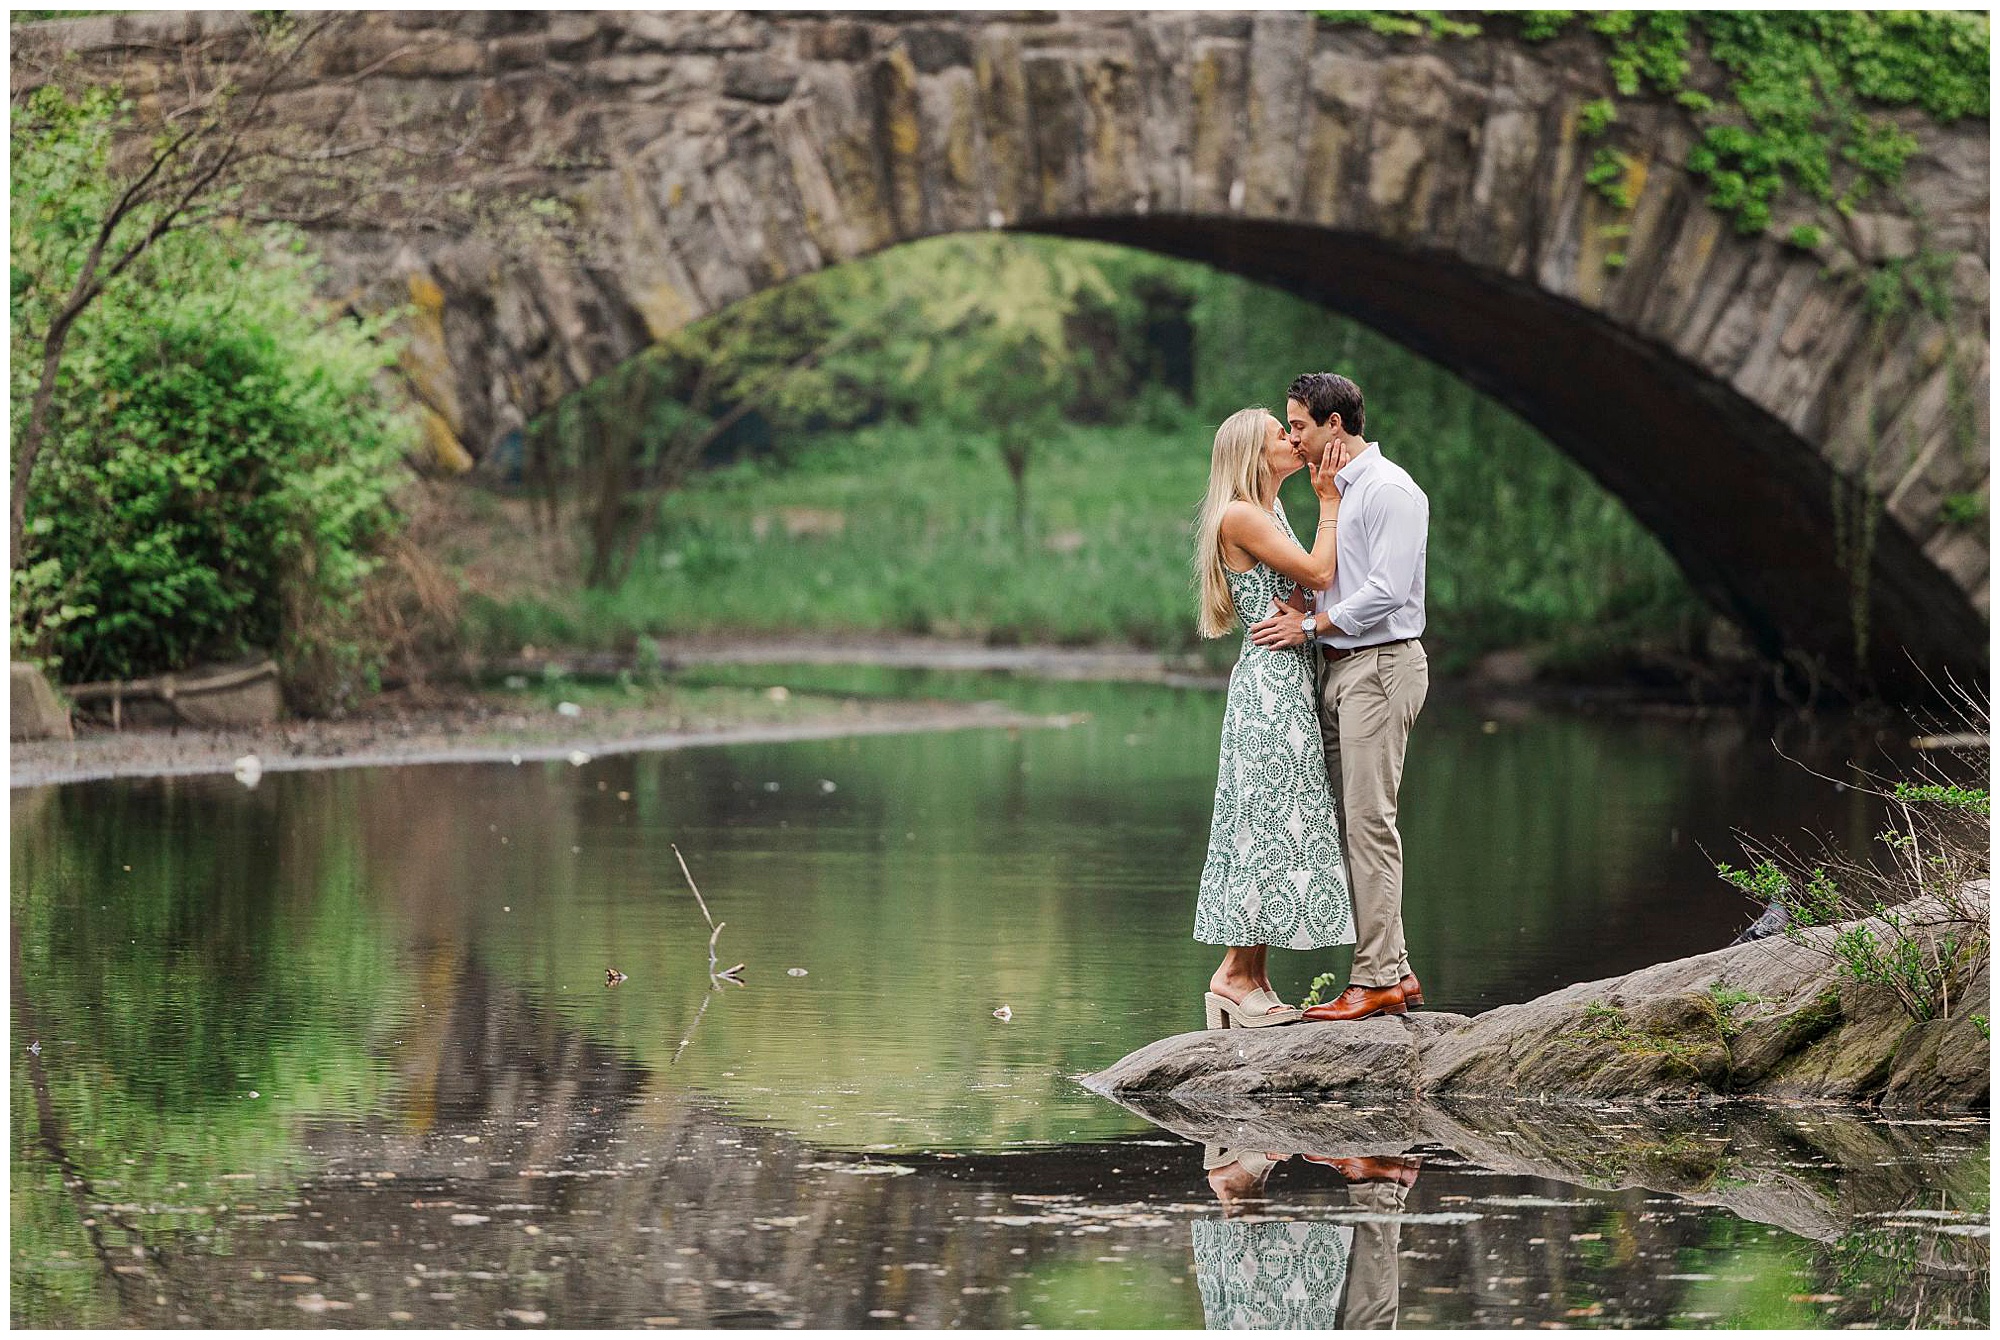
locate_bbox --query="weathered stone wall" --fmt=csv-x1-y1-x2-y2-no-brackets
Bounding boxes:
14,10,1989,697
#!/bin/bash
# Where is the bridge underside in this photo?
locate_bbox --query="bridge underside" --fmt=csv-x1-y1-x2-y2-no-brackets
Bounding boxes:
1034,216,1987,704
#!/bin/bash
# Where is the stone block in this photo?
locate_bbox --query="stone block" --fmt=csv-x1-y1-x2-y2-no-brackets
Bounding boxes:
722,60,797,104
490,35,549,72
1848,212,1919,262
899,27,973,75
800,20,872,64
10,663,72,742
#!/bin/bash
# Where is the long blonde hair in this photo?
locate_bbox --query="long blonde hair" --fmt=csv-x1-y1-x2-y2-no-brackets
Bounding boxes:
1193,407,1273,638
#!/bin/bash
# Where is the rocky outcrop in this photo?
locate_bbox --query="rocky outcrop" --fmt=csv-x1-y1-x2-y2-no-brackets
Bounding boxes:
1086,1010,1468,1100
1084,889,1991,1112
1094,1086,1975,1245
11,10,1987,700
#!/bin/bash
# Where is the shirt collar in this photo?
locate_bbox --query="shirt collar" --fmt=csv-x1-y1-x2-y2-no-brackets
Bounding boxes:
1335,441,1382,491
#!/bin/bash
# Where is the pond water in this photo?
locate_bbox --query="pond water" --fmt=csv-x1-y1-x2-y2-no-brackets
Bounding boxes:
11,668,1988,1327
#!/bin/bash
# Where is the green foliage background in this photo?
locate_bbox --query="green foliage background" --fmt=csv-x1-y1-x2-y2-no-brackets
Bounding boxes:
10,87,415,708
499,235,1704,669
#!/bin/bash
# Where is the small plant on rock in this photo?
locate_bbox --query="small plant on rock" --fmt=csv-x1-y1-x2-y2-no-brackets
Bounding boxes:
1715,681,1989,1022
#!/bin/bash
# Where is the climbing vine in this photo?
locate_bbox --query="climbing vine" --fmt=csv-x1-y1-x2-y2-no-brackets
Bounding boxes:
1316,11,1990,237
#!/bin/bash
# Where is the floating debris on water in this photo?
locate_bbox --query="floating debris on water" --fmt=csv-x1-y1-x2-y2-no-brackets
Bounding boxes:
606,968,628,985
233,754,262,787
993,1005,1013,1021
819,779,837,793
568,750,591,766
787,967,808,977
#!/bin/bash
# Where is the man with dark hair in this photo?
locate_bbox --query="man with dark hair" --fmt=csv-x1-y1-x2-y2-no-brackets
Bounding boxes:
1250,372,1430,1022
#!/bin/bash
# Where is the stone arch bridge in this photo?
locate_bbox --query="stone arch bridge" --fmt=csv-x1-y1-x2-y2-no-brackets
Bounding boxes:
20,10,1990,700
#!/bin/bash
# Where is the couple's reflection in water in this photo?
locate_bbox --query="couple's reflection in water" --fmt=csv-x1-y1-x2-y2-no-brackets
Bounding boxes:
1192,1145,1424,1329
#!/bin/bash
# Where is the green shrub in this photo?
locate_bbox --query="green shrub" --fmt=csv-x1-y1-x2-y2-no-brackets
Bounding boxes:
12,90,416,711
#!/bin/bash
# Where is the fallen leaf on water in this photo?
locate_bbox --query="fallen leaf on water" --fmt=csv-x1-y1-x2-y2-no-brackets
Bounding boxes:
993,1005,1013,1022
606,968,628,985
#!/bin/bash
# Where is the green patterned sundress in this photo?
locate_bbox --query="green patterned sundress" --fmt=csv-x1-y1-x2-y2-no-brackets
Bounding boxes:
1193,505,1354,950
1192,1220,1356,1328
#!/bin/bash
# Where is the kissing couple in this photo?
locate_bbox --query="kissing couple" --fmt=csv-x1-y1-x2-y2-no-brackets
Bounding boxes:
1191,372,1431,1026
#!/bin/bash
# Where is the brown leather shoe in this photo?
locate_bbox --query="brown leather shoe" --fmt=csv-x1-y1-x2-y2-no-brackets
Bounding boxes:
1301,1154,1423,1187
1301,983,1408,1022
1400,973,1424,1009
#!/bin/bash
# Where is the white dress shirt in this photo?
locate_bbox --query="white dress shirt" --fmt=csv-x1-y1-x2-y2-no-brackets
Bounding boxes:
1311,442,1428,649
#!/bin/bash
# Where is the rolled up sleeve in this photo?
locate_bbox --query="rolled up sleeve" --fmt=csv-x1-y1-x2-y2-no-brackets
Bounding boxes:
1326,485,1425,637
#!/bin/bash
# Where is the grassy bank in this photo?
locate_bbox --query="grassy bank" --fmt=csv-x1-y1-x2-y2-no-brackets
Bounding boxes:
456,235,1714,680
462,413,1707,676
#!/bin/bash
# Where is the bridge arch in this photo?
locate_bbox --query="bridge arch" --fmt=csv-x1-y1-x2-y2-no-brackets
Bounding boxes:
24,10,1988,698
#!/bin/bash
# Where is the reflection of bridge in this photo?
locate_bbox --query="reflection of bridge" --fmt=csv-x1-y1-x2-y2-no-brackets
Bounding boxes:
22,12,1988,697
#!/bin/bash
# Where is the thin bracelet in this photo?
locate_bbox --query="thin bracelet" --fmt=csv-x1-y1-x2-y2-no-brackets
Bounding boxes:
1317,519,1339,530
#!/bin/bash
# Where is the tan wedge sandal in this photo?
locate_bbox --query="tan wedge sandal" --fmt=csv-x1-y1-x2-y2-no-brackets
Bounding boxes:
1202,1144,1285,1174
1203,986,1301,1029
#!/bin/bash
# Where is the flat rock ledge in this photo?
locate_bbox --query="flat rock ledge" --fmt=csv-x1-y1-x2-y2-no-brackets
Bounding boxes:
1085,890,1990,1114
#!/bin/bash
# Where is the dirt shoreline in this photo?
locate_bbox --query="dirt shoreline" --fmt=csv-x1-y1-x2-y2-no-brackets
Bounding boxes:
11,680,1077,789
12,633,1772,789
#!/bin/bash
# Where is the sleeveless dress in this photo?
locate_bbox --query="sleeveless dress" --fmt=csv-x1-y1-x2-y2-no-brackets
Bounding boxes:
1193,505,1354,950
1192,1219,1356,1328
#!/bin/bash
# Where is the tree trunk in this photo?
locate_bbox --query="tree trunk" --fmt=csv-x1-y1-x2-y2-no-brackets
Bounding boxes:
1002,436,1032,541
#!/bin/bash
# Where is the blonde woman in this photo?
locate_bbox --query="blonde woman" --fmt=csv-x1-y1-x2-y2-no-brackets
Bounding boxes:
1191,408,1354,1027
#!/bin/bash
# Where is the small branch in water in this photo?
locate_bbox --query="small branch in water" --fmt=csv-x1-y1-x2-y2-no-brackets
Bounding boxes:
673,843,743,986
667,844,746,1065
672,843,718,931
670,989,714,1067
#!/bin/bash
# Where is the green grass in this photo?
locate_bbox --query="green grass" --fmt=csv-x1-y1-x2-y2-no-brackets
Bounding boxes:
465,411,1704,671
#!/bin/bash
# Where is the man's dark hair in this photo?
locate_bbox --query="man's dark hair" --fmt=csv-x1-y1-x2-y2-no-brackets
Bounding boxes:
1287,372,1365,436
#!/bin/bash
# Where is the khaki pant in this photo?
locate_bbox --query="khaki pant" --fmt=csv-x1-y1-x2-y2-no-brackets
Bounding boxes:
1340,1178,1410,1328
1317,639,1428,988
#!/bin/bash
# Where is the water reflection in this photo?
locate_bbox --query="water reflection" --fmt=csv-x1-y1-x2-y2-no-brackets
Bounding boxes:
10,938,1989,1328
1193,1149,1420,1328
11,671,1983,1327
1114,1086,1989,1330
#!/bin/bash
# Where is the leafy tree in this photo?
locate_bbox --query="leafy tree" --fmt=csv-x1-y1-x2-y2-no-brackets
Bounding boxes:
11,87,415,708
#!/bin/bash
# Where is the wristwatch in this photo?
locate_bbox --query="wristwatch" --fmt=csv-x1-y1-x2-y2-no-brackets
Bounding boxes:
1300,614,1318,637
